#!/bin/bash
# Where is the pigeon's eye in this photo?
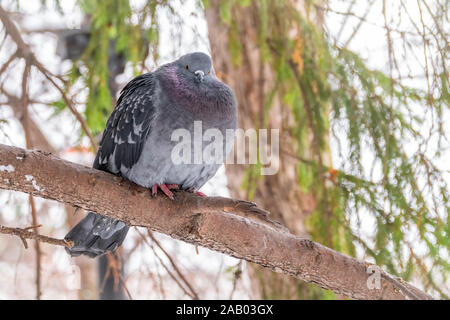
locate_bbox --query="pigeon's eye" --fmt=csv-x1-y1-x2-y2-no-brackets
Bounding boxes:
185,64,189,70
208,70,211,75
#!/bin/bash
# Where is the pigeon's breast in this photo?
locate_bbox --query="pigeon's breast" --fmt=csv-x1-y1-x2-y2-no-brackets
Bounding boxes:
126,100,236,189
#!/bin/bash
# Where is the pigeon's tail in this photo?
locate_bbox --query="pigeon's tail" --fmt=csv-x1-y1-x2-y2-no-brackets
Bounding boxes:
64,212,129,258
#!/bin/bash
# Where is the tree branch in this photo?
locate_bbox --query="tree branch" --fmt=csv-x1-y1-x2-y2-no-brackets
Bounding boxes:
0,143,433,300
0,224,73,248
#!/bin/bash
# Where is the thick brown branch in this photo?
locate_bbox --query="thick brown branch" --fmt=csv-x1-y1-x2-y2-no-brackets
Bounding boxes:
0,143,433,300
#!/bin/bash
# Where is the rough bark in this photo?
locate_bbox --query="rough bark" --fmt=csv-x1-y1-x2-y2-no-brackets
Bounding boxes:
0,143,432,300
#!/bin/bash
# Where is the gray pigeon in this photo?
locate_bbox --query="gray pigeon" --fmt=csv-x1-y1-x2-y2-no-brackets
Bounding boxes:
65,52,237,258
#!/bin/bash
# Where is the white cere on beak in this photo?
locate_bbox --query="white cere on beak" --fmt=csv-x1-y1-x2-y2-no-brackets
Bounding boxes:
194,70,205,81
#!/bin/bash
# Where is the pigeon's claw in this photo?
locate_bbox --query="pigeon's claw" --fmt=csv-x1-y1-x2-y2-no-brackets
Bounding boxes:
151,184,179,200
186,188,207,197
194,191,207,197
159,184,175,200
151,184,158,197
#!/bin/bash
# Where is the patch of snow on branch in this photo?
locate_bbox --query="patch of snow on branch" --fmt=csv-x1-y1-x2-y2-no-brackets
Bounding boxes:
0,164,15,172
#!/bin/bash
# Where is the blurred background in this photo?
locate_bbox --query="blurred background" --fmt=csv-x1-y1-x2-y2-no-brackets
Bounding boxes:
0,0,448,299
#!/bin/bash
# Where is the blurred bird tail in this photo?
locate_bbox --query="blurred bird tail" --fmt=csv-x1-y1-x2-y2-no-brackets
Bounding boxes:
64,212,129,258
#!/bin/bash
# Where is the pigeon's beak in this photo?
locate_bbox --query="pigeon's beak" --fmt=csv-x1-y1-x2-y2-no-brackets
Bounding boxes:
194,70,204,82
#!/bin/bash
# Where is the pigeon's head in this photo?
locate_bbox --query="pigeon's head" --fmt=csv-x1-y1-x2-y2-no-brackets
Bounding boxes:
176,52,215,83
158,51,236,114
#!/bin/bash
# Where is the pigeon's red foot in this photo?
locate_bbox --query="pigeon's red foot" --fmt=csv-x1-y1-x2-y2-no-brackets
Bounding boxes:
151,184,179,200
186,188,207,197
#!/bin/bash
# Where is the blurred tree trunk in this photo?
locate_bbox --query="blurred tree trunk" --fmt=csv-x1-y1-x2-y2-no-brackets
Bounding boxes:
98,250,125,300
205,0,330,299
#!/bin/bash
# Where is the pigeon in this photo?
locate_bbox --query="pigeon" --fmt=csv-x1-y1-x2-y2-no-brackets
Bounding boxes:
65,52,237,258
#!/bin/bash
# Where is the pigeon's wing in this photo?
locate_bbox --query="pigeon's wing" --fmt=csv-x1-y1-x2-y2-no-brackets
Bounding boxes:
93,73,156,173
